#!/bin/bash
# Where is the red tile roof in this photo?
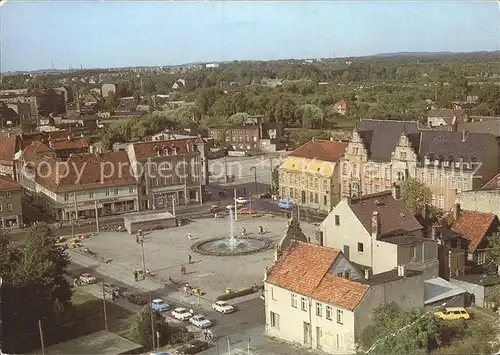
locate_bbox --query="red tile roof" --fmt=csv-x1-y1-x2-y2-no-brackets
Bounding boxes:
266,242,369,311
442,210,497,252
21,141,52,164
0,133,18,166
36,151,137,192
349,191,423,237
50,138,89,150
132,138,201,159
482,173,500,190
0,176,21,190
289,140,347,162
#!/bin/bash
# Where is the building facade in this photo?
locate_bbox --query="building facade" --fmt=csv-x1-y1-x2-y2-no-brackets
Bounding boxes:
0,177,23,228
341,120,499,211
265,242,427,354
279,139,347,213
126,137,205,210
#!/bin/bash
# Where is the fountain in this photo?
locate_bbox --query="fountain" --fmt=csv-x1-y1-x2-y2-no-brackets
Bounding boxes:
192,210,272,256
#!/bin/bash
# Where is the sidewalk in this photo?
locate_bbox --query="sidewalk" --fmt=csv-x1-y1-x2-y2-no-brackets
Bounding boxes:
69,249,215,311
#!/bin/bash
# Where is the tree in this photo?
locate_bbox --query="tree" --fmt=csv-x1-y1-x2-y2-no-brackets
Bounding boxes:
20,117,37,133
129,308,163,348
271,167,279,195
486,232,500,275
400,178,432,214
2,223,72,353
296,104,324,129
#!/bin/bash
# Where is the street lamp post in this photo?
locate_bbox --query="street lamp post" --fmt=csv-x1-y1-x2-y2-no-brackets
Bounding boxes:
140,239,146,276
250,166,257,194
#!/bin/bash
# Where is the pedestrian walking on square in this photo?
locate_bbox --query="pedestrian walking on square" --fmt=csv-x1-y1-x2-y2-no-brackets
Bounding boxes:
181,264,187,275
188,254,192,264
203,330,208,340
134,270,138,281
189,308,194,315
135,235,139,244
188,232,192,240
259,225,263,234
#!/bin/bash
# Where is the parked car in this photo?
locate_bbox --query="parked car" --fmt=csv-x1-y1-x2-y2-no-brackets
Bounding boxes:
234,197,248,204
171,307,192,321
225,204,243,211
257,192,271,199
127,293,148,305
212,301,235,314
176,340,209,354
278,200,294,210
79,272,97,284
151,298,171,312
189,314,212,328
434,307,470,320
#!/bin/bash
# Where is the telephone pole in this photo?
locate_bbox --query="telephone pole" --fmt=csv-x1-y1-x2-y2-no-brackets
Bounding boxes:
250,166,257,193
224,156,228,183
38,320,45,355
95,200,99,233
140,239,146,275
101,281,108,331
149,293,156,350
233,189,238,222
269,157,274,194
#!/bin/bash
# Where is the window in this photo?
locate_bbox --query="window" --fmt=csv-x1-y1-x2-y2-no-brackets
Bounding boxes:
477,252,486,265
432,194,436,206
316,302,323,317
374,169,379,178
291,294,297,308
455,162,460,168
6,202,12,211
385,168,390,180
323,179,328,191
314,179,319,189
271,287,276,300
336,309,343,324
438,194,444,209
357,242,364,253
0,204,2,212
430,173,435,185
6,191,11,198
335,215,340,226
410,245,416,260
463,177,469,191
326,305,332,320
444,161,450,167
352,163,357,176
439,175,444,187
343,271,351,279
270,311,280,329
314,193,319,203
301,297,307,311
64,193,69,201
364,165,370,175
400,152,407,160
309,192,314,202
374,184,380,192
89,192,94,198
343,163,348,175
323,195,327,205
457,177,462,191
105,188,110,196
353,147,359,155
425,157,430,165
451,177,457,189
129,186,135,193
336,334,342,349
434,159,439,166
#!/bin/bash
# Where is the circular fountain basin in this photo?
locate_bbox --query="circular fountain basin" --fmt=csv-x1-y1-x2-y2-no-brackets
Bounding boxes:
192,237,273,256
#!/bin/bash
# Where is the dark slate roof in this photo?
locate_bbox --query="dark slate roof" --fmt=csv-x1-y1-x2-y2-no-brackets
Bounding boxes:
419,130,493,162
358,268,423,286
349,191,423,237
452,274,500,287
358,120,419,161
457,120,500,137
382,235,428,246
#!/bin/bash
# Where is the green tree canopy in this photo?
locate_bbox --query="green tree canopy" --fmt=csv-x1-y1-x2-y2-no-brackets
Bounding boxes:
129,308,163,348
400,178,432,214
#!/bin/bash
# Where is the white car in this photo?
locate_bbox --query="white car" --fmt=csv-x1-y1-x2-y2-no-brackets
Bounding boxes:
171,307,192,321
234,197,248,204
79,272,97,284
189,314,212,328
212,300,235,314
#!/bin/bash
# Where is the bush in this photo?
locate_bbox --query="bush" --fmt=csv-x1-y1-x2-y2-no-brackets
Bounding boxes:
216,284,263,301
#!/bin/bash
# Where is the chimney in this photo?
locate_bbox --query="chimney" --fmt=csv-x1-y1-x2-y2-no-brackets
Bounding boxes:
397,265,406,277
453,203,460,221
391,184,401,200
431,225,437,240
364,269,370,280
371,211,380,239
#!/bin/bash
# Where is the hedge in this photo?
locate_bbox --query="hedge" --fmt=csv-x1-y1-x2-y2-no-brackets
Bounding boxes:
216,284,263,301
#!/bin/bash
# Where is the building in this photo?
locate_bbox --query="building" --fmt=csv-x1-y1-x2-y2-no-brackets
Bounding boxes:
0,92,39,118
0,133,20,177
0,176,23,228
451,274,500,308
47,136,90,159
427,109,466,128
333,100,348,115
435,203,499,274
320,188,438,276
458,172,500,217
126,137,205,210
24,151,138,221
279,139,347,213
101,83,116,98
341,119,499,211
265,241,428,354
205,63,220,68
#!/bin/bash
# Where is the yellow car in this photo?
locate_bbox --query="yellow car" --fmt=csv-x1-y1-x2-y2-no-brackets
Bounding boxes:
434,307,470,320
55,236,67,243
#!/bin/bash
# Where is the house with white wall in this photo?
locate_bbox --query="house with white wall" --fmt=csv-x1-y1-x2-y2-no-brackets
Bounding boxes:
319,186,438,276
265,241,428,354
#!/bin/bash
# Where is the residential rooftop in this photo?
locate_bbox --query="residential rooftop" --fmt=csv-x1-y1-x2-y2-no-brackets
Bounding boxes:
288,139,347,162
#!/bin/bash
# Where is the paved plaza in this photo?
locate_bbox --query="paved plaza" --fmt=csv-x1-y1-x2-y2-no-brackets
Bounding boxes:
75,215,318,300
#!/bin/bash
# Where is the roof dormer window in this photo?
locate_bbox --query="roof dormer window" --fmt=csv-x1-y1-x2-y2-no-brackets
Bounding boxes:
434,159,439,166
424,157,430,165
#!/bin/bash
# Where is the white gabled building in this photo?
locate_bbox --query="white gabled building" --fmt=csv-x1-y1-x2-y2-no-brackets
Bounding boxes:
264,241,428,354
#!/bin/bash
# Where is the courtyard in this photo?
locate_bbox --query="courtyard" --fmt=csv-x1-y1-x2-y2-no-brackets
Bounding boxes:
76,215,318,299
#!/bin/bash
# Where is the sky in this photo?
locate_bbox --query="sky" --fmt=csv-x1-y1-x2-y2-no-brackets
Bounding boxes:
0,1,499,72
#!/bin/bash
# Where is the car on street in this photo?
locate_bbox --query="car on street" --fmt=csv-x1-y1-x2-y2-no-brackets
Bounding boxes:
126,293,148,305
257,192,271,199
225,204,243,211
234,197,248,204
278,200,294,210
151,298,171,312
171,307,192,321
212,300,235,314
434,307,470,320
189,314,212,328
176,340,209,354
79,272,97,284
